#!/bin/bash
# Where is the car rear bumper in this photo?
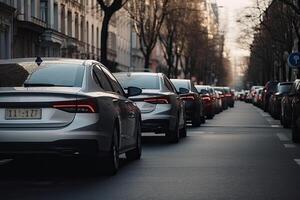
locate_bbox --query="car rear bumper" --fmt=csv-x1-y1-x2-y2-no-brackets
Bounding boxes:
0,140,110,158
0,130,112,158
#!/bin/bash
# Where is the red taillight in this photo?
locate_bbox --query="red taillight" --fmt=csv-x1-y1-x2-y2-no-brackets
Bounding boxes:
144,97,169,104
202,96,211,101
181,95,195,101
53,99,98,113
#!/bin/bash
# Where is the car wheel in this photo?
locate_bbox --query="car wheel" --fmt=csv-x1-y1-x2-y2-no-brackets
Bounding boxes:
192,117,201,127
207,113,214,120
292,120,300,143
104,127,120,175
180,121,187,138
167,119,180,143
201,115,206,124
126,121,142,161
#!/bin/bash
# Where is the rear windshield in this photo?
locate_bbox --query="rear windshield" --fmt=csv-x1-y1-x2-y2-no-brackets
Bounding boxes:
195,86,208,94
171,80,190,92
278,84,292,93
114,73,160,89
0,63,84,87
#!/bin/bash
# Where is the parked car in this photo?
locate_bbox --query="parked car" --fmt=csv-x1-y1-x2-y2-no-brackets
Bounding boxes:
114,73,186,142
250,86,264,103
281,80,298,129
214,87,228,109
171,79,205,127
262,81,279,112
224,87,235,108
214,90,223,113
195,85,215,119
290,79,300,143
253,88,263,107
269,82,293,119
0,58,143,175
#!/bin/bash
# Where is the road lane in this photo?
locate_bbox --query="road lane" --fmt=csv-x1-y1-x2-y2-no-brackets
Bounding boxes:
1,102,300,200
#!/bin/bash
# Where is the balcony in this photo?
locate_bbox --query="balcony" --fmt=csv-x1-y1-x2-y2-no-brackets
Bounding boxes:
31,17,47,28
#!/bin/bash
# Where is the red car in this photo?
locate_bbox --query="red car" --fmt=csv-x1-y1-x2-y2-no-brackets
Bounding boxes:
196,85,215,119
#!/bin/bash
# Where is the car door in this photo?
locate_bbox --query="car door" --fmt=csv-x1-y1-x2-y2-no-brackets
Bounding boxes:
93,65,128,149
101,66,137,147
164,76,184,127
292,81,300,123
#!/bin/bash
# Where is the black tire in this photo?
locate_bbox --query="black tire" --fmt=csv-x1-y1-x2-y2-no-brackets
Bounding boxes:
180,121,187,138
104,127,120,175
207,113,214,120
167,119,180,143
292,117,300,143
126,121,142,161
201,115,206,124
192,116,201,127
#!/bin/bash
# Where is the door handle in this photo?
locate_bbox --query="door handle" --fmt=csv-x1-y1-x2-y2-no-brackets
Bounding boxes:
113,99,119,103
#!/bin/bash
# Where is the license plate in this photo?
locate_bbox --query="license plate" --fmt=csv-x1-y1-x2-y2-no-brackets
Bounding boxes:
5,108,42,120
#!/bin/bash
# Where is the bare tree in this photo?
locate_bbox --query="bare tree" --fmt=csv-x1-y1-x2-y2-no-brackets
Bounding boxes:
97,0,128,67
128,0,169,70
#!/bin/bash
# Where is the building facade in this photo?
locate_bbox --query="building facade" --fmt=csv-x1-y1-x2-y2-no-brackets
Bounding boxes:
0,0,118,65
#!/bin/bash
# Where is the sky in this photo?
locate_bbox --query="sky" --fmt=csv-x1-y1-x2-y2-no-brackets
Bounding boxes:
216,0,253,58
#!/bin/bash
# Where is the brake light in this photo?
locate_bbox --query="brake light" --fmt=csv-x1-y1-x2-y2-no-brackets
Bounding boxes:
225,94,232,97
144,97,169,104
202,96,211,101
53,99,98,113
181,95,195,101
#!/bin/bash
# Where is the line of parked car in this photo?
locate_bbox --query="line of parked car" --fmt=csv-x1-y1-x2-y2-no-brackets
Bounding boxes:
239,80,300,143
0,58,235,175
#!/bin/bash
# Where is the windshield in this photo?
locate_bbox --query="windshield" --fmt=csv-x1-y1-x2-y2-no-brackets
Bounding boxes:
278,84,292,93
0,63,84,87
114,73,160,89
171,80,190,92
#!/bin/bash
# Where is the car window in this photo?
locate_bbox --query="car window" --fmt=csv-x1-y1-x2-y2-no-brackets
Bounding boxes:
191,83,198,93
0,63,84,87
93,65,113,92
114,73,160,90
101,66,125,96
164,76,175,93
171,80,190,92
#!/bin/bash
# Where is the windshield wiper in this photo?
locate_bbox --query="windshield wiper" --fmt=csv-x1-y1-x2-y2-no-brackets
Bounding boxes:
24,83,72,87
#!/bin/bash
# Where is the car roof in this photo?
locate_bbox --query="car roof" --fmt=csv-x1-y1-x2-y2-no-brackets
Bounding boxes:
114,72,163,78
170,79,190,82
0,57,96,66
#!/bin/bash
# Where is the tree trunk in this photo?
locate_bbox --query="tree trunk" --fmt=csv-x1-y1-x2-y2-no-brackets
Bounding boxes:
144,52,151,72
101,12,112,67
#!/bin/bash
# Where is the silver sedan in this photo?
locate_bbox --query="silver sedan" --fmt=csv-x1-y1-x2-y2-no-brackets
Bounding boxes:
0,58,142,175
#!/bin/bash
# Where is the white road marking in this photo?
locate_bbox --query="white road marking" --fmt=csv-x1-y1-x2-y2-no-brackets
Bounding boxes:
277,133,290,141
271,125,282,128
284,144,297,148
0,159,13,166
294,159,300,166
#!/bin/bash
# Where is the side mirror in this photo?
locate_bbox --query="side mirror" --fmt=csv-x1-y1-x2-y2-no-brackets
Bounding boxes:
127,86,142,97
178,87,189,95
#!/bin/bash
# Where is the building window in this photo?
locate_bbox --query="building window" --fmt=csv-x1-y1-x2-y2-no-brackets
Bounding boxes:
31,0,35,17
67,11,72,37
54,3,58,30
91,24,94,47
96,27,99,50
75,13,79,39
61,4,65,34
80,17,84,41
40,0,48,22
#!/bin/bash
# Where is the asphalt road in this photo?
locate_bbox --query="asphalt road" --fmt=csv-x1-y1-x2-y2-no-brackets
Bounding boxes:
1,101,300,200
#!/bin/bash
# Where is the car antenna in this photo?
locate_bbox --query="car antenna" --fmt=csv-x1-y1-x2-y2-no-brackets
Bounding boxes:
35,56,43,66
